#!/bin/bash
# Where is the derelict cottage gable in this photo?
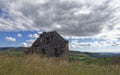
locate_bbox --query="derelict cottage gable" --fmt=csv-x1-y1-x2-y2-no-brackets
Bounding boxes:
27,31,69,58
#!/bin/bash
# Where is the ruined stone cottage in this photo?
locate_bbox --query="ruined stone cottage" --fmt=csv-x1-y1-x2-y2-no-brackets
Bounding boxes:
27,31,69,58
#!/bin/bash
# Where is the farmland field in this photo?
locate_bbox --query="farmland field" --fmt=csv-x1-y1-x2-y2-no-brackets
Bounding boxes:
0,53,120,75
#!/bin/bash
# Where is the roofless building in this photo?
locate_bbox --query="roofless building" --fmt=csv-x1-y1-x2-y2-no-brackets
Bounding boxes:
27,31,69,58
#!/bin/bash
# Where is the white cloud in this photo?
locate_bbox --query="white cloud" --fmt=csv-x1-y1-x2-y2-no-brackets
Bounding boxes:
20,39,35,47
74,6,91,15
5,36,16,42
69,39,120,49
70,40,84,48
26,39,35,44
20,38,36,47
62,35,70,39
21,42,28,47
28,33,39,39
17,33,22,37
37,31,43,34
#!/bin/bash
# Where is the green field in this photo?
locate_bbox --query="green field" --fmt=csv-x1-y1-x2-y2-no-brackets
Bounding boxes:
0,51,120,75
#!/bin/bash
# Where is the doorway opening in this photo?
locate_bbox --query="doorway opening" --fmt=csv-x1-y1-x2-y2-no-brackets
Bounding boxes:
54,48,59,57
42,49,46,55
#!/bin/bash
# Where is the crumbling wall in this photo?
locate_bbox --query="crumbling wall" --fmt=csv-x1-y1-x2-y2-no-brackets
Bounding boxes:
26,31,69,58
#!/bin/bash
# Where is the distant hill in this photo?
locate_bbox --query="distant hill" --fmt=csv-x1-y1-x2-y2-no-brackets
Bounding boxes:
0,47,14,51
69,51,120,58
0,47,120,58
0,47,28,51
0,47,28,55
83,52,120,58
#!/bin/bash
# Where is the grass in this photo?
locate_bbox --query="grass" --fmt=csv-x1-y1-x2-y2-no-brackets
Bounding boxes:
0,54,120,75
69,54,93,62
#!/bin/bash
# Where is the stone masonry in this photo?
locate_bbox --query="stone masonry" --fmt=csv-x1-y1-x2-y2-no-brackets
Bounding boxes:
26,31,69,58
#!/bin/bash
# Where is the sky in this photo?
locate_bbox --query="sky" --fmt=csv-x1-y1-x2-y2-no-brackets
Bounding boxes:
0,0,120,53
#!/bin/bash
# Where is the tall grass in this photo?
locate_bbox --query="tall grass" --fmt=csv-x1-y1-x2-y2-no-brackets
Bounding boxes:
0,54,120,75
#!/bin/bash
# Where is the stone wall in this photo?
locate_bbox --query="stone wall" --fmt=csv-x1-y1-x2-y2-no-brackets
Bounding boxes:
27,31,69,58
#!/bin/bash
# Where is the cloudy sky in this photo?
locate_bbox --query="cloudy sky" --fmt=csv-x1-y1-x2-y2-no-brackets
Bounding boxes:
0,0,120,52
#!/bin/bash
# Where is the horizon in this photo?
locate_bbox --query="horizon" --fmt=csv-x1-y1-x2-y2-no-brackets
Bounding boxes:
0,0,120,53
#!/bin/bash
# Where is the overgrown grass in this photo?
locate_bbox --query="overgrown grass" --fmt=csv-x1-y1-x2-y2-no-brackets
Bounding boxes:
0,54,120,75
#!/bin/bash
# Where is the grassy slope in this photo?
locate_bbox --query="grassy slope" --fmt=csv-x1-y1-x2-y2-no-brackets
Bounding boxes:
69,53,94,62
0,54,120,75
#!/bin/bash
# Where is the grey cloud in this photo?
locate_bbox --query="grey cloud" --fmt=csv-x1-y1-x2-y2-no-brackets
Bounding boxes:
0,0,120,37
